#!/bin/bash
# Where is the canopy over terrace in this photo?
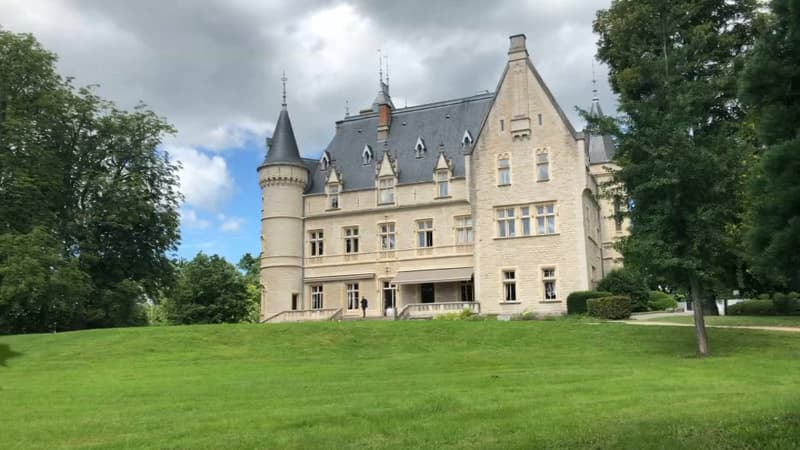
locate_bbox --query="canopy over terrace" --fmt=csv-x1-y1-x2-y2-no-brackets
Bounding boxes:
392,267,473,285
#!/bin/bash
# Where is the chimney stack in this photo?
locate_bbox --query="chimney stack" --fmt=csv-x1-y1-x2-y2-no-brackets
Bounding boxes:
508,34,528,62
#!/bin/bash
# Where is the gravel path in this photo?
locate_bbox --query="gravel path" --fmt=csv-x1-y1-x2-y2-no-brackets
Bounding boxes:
620,320,800,333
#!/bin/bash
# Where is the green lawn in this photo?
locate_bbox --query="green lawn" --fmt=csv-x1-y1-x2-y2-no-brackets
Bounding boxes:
641,314,800,328
2,320,799,449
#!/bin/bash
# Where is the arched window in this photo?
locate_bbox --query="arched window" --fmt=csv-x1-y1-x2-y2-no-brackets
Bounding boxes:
362,144,373,165
414,137,426,158
320,152,331,171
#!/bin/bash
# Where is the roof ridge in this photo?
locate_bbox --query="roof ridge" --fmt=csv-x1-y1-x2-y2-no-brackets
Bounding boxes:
339,92,494,123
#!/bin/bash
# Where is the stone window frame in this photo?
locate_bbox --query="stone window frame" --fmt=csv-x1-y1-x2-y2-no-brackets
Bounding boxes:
416,218,434,248
536,148,550,182
326,182,340,210
540,265,559,302
378,176,396,205
378,222,396,250
500,268,519,303
497,153,511,186
455,215,473,245
309,230,324,256
311,285,324,310
346,283,360,311
535,202,557,235
343,226,359,254
496,207,516,238
435,169,450,198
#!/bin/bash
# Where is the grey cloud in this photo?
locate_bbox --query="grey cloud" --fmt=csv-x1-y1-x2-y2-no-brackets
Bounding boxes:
1,0,617,157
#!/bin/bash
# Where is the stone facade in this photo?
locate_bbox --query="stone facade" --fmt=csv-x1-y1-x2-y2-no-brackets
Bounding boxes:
258,34,627,321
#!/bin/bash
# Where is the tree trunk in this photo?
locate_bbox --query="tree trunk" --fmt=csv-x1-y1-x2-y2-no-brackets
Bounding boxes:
689,274,710,357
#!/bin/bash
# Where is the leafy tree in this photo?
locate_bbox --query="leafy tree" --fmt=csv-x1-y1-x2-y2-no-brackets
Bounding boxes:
237,253,261,322
740,0,800,290
165,253,251,324
0,29,180,333
594,0,757,355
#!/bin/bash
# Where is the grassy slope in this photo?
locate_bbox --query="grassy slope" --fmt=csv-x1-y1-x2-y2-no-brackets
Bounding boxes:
641,315,800,327
1,320,799,449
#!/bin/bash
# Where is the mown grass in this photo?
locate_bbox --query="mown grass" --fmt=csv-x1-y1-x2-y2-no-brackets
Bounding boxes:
642,314,800,327
1,320,799,449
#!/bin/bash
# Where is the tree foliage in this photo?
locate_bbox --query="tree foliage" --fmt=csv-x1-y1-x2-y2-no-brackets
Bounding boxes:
740,0,800,290
597,268,649,312
0,30,180,334
594,0,758,355
165,253,251,324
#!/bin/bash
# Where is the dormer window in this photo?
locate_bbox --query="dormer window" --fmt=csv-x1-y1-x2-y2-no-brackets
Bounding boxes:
327,183,340,209
414,137,426,158
461,130,473,146
320,152,331,171
362,144,373,165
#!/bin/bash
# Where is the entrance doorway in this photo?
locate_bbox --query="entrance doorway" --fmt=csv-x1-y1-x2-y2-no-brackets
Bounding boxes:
420,283,435,303
383,281,396,316
291,293,299,310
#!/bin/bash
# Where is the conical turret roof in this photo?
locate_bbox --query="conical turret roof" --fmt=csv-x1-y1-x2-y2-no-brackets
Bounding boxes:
263,107,304,166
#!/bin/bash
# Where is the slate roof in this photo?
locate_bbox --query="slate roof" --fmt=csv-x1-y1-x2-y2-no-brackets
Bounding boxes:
304,93,493,194
586,98,616,164
261,107,305,168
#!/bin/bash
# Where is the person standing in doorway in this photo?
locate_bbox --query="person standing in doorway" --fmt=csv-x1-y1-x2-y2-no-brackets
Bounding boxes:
360,297,368,318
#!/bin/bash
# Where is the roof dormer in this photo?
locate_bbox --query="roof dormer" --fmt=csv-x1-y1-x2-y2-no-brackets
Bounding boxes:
414,137,426,158
362,144,374,165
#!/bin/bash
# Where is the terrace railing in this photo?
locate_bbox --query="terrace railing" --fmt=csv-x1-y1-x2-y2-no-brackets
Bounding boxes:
397,302,481,320
262,308,343,324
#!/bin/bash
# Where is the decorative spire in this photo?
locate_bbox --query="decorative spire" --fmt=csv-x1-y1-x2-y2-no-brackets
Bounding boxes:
345,100,350,118
591,61,598,102
377,49,383,84
384,55,389,86
281,70,288,109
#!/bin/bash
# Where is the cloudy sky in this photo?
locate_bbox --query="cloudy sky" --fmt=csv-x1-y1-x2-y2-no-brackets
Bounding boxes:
1,0,617,263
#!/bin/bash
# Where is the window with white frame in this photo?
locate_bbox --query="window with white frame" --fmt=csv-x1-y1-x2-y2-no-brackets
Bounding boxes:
417,219,434,248
497,207,515,238
498,156,511,186
536,149,549,181
379,177,395,204
536,203,556,234
455,216,473,244
379,222,396,250
346,283,360,310
309,231,324,256
311,285,324,309
502,270,517,302
328,183,340,209
436,170,449,197
543,268,557,300
520,206,531,236
344,227,359,254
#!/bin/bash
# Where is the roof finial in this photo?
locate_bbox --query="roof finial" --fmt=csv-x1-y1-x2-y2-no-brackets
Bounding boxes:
281,70,288,108
384,55,390,86
591,61,598,101
345,100,350,117
377,49,383,84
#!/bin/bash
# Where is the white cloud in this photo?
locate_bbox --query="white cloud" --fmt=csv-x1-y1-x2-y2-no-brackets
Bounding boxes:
167,146,234,212
219,216,245,233
180,208,210,229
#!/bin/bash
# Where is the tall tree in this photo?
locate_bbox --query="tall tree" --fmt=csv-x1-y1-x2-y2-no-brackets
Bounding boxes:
0,29,180,334
740,0,800,290
594,0,757,356
165,253,251,324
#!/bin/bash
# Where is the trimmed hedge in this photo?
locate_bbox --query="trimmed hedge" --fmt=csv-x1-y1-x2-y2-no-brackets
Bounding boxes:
772,292,800,315
648,291,677,311
727,300,775,316
567,291,613,314
587,296,632,320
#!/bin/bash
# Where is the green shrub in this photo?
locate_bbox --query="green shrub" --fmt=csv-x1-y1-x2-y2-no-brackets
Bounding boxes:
433,308,486,321
596,268,649,312
587,296,632,320
567,291,613,314
648,291,677,311
727,300,775,316
772,293,800,316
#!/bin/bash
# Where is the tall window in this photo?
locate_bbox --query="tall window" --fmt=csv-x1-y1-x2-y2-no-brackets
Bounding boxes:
379,222,396,250
344,227,359,254
379,178,395,204
498,156,511,185
309,231,324,256
497,207,515,238
455,216,473,244
311,285,324,309
436,171,449,197
328,183,340,209
543,268,557,300
503,271,517,302
346,283,360,311
536,150,549,181
536,204,556,234
613,196,623,231
417,219,434,248
520,206,531,236
460,280,474,302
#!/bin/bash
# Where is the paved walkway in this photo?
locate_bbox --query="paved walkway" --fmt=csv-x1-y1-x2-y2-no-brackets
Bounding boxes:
621,316,800,333
629,311,693,321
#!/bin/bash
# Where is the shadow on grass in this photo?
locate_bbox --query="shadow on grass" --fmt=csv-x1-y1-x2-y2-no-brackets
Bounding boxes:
0,343,23,367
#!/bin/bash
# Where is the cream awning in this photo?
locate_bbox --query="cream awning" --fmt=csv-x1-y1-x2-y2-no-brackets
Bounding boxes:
392,267,473,285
